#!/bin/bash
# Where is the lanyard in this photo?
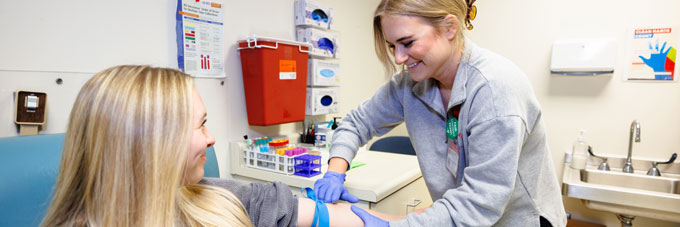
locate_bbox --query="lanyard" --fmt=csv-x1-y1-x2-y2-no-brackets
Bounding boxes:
446,105,461,140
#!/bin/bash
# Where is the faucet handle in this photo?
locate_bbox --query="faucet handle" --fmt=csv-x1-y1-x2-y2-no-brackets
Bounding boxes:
647,153,677,176
587,146,605,159
587,146,610,171
654,153,677,166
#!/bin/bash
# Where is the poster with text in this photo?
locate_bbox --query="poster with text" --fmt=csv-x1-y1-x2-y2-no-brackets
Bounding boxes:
176,0,224,78
626,27,678,81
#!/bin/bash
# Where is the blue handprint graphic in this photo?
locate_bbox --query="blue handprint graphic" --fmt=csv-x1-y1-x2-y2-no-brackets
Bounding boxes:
639,40,676,80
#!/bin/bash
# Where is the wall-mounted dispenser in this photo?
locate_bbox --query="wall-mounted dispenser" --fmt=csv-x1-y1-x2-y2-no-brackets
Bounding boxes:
294,0,333,29
306,87,338,115
14,90,47,136
308,58,340,86
296,27,339,58
550,39,617,75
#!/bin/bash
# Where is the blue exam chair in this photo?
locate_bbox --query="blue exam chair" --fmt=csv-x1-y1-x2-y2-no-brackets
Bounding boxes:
0,133,220,227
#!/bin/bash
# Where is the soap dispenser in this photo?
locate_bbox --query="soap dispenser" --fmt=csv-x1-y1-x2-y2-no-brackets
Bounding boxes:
571,130,589,169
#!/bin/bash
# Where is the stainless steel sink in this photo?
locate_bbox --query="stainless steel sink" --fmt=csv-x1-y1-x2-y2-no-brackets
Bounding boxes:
580,169,680,194
562,153,680,223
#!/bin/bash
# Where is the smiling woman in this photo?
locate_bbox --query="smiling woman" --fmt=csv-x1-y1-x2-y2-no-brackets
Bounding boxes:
185,88,215,185
41,65,394,227
41,66,252,227
317,0,568,226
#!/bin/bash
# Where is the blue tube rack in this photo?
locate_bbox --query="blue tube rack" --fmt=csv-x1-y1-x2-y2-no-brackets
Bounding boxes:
293,154,322,177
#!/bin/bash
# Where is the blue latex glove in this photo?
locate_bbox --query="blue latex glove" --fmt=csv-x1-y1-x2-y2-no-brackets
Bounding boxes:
351,205,389,227
313,171,359,203
638,41,671,73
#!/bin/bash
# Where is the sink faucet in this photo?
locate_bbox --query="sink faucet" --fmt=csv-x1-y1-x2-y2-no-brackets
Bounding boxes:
647,153,677,176
623,120,640,173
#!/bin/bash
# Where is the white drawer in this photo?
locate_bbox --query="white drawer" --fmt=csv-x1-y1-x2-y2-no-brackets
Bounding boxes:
369,177,432,216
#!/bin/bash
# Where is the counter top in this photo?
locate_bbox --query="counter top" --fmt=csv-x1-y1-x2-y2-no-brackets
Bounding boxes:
229,142,422,202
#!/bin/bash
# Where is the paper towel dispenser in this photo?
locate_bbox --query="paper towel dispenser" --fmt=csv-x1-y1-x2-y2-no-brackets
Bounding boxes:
550,39,616,75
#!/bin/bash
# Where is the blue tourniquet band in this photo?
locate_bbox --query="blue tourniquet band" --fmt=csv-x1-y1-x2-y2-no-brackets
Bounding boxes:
302,187,330,227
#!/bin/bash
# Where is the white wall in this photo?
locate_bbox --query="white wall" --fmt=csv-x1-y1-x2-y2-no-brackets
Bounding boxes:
467,0,680,226
0,0,383,178
2,0,679,226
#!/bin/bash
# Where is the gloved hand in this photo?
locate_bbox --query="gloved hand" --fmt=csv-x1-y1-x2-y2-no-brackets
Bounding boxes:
351,205,389,227
313,171,359,203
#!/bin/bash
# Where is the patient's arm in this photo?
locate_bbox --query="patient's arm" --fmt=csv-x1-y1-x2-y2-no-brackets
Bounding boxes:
296,198,404,227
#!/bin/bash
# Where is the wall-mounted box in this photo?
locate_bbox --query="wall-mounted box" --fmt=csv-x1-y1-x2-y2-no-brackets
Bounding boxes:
14,90,47,125
237,36,311,125
294,0,333,29
306,87,338,116
296,27,339,58
14,90,48,136
550,39,616,75
308,58,340,86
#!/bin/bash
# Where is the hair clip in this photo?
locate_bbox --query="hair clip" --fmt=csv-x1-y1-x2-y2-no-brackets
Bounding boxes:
465,0,477,30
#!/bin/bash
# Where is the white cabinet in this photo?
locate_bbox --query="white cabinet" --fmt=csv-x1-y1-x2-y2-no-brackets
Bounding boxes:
369,177,432,215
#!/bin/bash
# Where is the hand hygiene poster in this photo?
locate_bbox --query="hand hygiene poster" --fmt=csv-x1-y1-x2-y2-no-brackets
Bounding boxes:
176,0,225,78
626,27,678,81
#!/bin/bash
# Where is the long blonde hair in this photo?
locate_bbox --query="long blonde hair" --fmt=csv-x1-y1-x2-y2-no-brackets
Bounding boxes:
42,65,252,227
373,0,469,75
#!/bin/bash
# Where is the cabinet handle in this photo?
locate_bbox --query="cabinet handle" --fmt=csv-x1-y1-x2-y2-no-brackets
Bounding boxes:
405,198,422,213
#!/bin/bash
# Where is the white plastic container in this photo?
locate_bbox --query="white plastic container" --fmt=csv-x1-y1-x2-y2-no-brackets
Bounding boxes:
244,149,307,175
570,130,589,169
550,39,616,75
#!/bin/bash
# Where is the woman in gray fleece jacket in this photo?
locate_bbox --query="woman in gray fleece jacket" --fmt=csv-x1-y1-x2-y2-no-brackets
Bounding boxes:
314,0,568,226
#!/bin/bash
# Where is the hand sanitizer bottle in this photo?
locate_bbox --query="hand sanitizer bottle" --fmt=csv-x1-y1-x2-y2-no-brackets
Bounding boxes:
571,130,588,169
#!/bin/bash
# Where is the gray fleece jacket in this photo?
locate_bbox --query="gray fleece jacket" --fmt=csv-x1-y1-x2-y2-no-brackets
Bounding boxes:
330,40,567,226
200,177,298,227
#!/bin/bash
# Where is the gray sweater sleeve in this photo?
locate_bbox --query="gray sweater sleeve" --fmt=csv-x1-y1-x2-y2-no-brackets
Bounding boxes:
199,177,298,227
330,72,407,164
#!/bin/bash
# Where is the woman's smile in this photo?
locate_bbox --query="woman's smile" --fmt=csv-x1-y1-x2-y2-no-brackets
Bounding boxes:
407,61,420,69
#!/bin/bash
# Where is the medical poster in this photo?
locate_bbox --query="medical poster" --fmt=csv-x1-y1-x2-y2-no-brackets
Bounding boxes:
176,0,225,78
626,26,678,81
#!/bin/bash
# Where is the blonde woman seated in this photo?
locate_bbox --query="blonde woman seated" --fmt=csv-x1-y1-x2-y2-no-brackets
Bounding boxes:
41,65,397,227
